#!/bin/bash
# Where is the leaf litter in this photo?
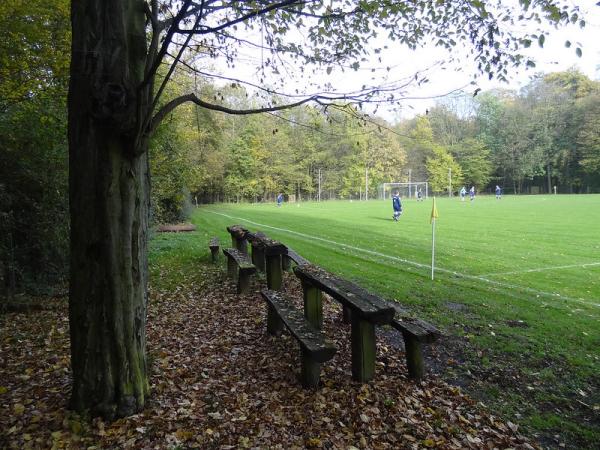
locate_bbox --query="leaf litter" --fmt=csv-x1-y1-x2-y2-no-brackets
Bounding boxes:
1,264,540,449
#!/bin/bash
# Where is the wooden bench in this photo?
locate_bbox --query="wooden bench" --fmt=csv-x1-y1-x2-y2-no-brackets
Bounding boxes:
261,289,336,388
246,231,288,290
293,264,395,382
222,248,256,294
226,224,249,255
209,237,220,263
386,301,440,380
282,247,310,271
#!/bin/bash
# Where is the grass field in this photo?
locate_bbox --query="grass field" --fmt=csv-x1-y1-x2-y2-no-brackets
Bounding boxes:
152,194,600,447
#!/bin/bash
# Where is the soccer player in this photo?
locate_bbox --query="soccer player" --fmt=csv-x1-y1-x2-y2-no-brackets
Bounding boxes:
460,186,466,202
469,186,475,201
417,188,423,202
495,185,502,199
392,191,403,221
276,193,283,207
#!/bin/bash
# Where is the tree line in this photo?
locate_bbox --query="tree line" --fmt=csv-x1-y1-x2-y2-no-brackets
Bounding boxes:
151,69,600,222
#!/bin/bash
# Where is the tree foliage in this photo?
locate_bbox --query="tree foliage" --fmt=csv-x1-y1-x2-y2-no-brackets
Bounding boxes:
0,0,70,292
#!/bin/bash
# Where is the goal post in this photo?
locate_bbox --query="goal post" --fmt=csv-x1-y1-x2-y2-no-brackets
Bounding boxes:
381,182,429,200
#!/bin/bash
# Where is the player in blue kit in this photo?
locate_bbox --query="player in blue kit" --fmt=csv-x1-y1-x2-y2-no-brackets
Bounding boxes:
392,191,402,221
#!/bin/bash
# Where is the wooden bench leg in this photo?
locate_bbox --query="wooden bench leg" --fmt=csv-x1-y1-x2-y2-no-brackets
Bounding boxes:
351,315,376,382
226,255,236,279
237,270,251,294
301,281,323,329
403,333,424,380
342,306,352,324
300,348,321,388
235,238,248,255
266,254,282,291
210,247,219,263
282,255,291,272
266,304,284,336
252,246,266,272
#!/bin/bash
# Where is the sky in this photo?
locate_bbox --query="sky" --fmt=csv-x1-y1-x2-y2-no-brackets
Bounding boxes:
206,2,600,122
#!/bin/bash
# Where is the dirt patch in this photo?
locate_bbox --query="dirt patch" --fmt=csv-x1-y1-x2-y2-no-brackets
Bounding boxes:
156,223,197,232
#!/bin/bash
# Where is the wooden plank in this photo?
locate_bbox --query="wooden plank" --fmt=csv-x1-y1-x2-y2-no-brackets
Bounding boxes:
386,301,440,343
285,247,310,266
293,265,394,325
222,248,255,272
261,290,336,363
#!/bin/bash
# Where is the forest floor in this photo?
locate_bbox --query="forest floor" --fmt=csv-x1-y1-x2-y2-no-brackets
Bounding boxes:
1,263,541,449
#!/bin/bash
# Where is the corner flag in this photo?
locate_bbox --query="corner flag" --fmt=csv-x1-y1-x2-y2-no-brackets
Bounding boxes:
431,197,439,280
430,196,439,223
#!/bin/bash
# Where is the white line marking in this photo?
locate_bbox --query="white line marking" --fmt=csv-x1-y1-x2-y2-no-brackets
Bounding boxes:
481,262,600,277
207,210,600,309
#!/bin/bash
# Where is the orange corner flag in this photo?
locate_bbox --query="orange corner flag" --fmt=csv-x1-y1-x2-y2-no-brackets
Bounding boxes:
430,197,439,223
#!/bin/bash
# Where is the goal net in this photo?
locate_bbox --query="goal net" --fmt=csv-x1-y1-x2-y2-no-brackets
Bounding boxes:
381,182,428,200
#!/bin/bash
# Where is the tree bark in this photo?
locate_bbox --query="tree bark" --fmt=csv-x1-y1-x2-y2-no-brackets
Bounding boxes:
68,0,150,419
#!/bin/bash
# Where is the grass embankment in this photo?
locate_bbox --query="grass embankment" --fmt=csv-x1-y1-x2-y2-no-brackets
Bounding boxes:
162,194,600,448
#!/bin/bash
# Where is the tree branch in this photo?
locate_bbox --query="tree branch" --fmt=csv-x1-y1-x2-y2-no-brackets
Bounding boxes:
150,93,327,135
175,0,303,35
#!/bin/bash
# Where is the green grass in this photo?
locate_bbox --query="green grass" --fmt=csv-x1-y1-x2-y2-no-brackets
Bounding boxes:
150,194,600,447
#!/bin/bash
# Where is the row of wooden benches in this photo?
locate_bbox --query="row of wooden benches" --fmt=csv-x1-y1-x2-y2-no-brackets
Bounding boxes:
209,225,440,388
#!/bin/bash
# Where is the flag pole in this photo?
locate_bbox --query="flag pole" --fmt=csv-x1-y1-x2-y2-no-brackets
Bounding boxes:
431,217,436,280
430,196,438,280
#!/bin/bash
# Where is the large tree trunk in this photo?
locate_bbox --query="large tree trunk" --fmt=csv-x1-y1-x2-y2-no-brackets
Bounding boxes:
68,0,150,419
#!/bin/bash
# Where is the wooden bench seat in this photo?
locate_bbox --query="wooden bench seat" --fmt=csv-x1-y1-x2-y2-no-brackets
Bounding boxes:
222,248,256,294
386,301,440,380
209,237,220,263
293,264,394,382
261,289,336,388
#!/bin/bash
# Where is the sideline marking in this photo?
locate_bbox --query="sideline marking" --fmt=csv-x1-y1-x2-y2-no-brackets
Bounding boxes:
481,262,600,277
207,210,600,309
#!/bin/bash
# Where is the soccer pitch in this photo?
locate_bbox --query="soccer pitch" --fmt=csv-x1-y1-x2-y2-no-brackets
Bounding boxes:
194,195,599,370
199,195,599,307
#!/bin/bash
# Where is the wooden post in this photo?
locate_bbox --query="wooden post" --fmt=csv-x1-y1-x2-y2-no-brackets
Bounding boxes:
403,334,424,380
302,280,323,330
226,255,236,279
266,254,282,291
281,254,291,272
300,348,321,388
342,306,352,324
265,254,284,335
236,236,249,255
237,270,251,295
210,247,219,263
252,246,266,272
266,304,284,336
350,315,376,382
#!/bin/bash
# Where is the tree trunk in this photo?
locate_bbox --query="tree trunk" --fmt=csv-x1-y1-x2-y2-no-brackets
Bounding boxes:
68,0,150,419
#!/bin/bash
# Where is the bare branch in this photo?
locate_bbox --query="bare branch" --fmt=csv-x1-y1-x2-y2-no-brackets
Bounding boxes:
141,0,194,89
150,93,327,135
